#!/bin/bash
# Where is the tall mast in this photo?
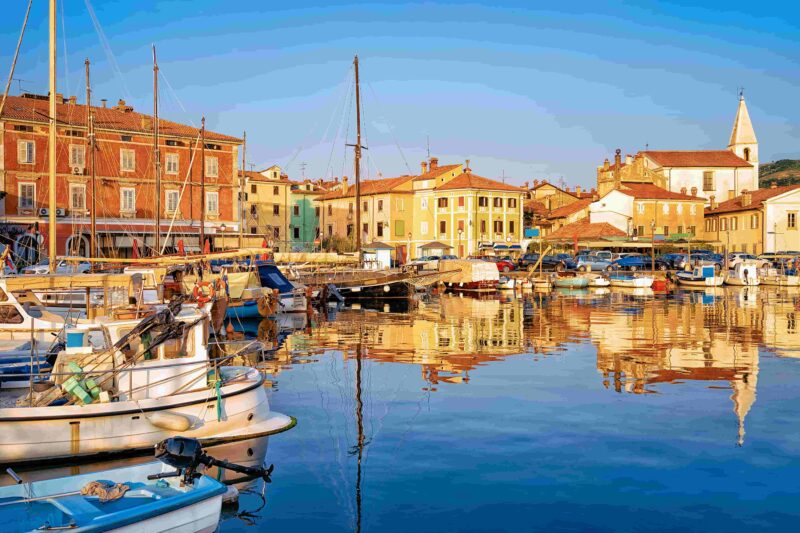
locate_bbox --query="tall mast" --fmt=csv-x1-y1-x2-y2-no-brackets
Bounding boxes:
200,117,206,248
85,58,97,266
47,0,57,273
153,45,161,255
354,337,365,533
239,131,246,249
354,55,362,264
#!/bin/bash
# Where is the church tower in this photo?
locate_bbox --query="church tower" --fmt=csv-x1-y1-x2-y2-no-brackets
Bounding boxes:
728,92,759,188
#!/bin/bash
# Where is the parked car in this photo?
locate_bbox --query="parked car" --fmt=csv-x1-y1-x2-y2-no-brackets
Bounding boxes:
575,255,613,272
494,257,516,272
728,252,769,268
517,253,575,272
22,259,91,275
593,250,614,261
407,255,441,270
611,254,649,271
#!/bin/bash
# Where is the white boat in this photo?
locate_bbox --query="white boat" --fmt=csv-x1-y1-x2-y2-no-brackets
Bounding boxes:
498,276,516,290
608,274,654,288
531,277,552,290
0,304,294,464
582,273,610,287
675,265,724,287
759,267,800,287
517,279,533,290
724,261,760,286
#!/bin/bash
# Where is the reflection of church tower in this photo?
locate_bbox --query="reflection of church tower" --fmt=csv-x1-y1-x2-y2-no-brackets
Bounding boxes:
731,366,759,447
728,92,759,189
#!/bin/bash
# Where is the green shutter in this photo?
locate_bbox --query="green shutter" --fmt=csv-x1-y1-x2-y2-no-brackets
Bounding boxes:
394,219,405,237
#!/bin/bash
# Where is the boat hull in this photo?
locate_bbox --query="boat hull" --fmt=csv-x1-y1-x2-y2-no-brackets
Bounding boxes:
0,367,294,465
609,277,653,288
676,276,724,287
553,278,590,289
760,275,800,286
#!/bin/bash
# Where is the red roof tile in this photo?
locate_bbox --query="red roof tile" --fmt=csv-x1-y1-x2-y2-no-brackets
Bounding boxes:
412,164,462,182
545,218,626,240
523,199,548,215
546,198,593,219
316,175,415,200
706,185,800,215
435,172,525,192
1,94,239,143
618,183,705,201
642,150,751,168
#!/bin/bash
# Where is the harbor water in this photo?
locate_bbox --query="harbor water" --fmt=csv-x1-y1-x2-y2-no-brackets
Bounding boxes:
8,286,800,531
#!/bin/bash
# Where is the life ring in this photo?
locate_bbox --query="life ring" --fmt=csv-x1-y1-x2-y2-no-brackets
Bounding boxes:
193,280,215,304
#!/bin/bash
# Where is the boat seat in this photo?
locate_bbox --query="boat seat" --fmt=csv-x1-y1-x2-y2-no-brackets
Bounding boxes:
50,494,102,520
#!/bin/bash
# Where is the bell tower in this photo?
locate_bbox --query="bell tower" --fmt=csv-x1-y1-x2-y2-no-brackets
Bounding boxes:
728,91,759,188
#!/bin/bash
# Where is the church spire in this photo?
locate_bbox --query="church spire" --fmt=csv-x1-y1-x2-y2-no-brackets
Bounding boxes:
729,91,757,147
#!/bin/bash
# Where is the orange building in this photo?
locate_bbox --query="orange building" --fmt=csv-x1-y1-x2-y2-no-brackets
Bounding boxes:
0,93,241,259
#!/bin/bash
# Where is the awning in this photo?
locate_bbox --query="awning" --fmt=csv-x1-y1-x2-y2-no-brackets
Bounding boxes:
509,244,522,250
420,241,453,250
493,244,509,250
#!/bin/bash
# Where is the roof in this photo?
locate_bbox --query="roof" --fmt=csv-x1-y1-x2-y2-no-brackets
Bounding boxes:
240,170,289,183
641,150,751,168
545,218,626,240
412,164,461,182
420,241,453,249
706,184,800,215
618,183,705,201
316,175,415,200
435,172,525,193
363,241,395,250
729,96,757,146
1,94,240,143
523,199,548,215
546,198,592,219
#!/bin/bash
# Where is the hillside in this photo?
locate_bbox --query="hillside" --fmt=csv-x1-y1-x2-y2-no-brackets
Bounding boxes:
760,159,800,187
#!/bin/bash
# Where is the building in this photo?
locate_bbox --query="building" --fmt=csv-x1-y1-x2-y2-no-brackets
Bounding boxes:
0,93,241,258
289,179,326,251
703,184,800,254
241,166,292,251
542,198,593,236
596,95,758,202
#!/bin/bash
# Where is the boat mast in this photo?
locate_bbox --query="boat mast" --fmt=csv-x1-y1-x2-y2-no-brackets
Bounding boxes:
47,0,57,273
353,55,363,265
354,337,365,533
200,117,206,249
153,45,161,255
85,58,97,267
240,130,246,249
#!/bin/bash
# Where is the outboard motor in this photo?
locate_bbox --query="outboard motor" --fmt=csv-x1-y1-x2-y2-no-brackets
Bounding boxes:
148,436,274,486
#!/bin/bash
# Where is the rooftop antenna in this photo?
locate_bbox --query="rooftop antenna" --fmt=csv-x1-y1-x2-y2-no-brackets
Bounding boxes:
299,161,307,179
502,169,506,184
426,135,430,160
739,86,745,100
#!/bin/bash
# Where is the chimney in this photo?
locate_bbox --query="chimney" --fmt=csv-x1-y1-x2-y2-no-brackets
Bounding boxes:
710,195,717,210
614,149,622,168
465,159,471,172
430,157,439,170
603,158,610,171
68,95,77,105
524,181,529,190
742,189,752,206
576,186,582,195
101,99,107,108
533,179,540,187
342,176,349,195
420,161,428,174
116,99,133,112
691,186,697,197
680,187,687,195
55,92,64,102
625,154,633,165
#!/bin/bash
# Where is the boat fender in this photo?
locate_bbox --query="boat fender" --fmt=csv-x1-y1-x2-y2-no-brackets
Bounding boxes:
222,485,240,506
147,411,192,432
383,284,390,292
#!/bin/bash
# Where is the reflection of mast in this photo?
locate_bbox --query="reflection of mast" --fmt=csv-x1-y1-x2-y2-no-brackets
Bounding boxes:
354,338,365,532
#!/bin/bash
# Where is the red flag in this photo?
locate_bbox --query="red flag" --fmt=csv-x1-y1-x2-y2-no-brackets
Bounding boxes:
261,239,268,248
132,238,140,259
177,239,186,256
203,238,211,254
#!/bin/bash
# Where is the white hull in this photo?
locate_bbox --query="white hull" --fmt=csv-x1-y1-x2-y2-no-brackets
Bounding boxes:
760,275,800,286
0,368,293,464
609,277,653,288
724,277,760,286
676,276,724,287
109,495,223,533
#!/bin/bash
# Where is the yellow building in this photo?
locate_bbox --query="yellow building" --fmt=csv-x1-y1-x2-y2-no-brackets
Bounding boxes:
241,165,292,251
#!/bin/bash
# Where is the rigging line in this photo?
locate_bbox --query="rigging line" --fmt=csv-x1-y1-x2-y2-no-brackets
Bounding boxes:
60,0,71,98
367,81,412,175
161,132,203,254
83,0,132,103
340,78,355,180
158,68,196,129
0,0,33,118
325,66,354,179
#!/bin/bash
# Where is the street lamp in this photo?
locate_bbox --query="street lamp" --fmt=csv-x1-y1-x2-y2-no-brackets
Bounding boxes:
407,232,412,263
458,228,464,257
650,219,655,272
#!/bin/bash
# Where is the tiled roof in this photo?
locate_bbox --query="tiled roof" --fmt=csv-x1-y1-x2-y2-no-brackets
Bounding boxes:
1,94,240,143
545,218,626,240
316,175,415,200
641,150,751,168
546,198,592,219
618,183,705,201
706,185,800,215
412,164,461,182
523,199,548,215
435,172,525,192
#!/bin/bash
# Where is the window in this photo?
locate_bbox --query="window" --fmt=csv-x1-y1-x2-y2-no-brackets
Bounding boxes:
677,225,684,234
363,201,368,212
0,305,23,324
703,171,714,191
663,225,669,236
120,149,135,171
421,198,428,209
315,207,320,218
421,221,428,235
273,204,280,216
362,223,368,235
70,145,85,167
395,220,405,236
327,225,333,236
378,200,384,212
251,184,257,194
165,153,179,174
437,198,448,208
493,197,502,208
273,227,280,238
458,196,465,207
509,220,516,233
744,147,751,161
377,222,384,237
789,212,797,229
18,182,35,210
721,218,728,231
751,214,759,229
273,171,278,179
70,184,86,210
688,226,696,237
508,198,518,208
662,203,669,215
690,204,696,215
206,192,219,215
250,204,257,216
478,197,488,207
250,227,256,234
293,227,300,239
637,202,645,215
705,219,711,232
731,217,738,231
494,220,504,234
457,220,465,232
439,220,446,235
480,220,487,233
293,204,300,216
120,187,136,212
637,225,645,236
348,203,353,214
676,203,683,215
273,186,279,195
328,205,333,216
396,198,405,211
205,156,219,177
17,141,34,164
166,190,180,213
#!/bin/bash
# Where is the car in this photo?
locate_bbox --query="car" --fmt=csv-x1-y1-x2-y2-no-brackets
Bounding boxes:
728,252,768,268
593,250,614,261
493,257,516,272
575,256,613,272
611,254,649,271
407,255,441,270
22,258,91,275
517,253,575,272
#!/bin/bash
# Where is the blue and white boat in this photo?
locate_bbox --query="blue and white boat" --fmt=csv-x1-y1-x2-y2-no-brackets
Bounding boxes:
608,273,654,288
675,265,724,287
255,262,308,312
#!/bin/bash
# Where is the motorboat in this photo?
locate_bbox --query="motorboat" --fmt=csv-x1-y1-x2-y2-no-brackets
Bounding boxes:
498,276,516,290
674,265,724,287
582,273,610,287
724,261,760,286
0,303,294,465
553,275,590,289
255,262,309,312
608,273,654,288
759,267,800,287
0,436,273,533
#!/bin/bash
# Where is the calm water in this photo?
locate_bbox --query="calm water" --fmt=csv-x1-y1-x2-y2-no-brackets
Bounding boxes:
10,287,800,531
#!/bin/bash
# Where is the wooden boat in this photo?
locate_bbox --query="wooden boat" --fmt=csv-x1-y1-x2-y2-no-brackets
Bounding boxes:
675,265,724,287
724,261,760,286
255,261,308,312
553,275,589,289
0,304,294,465
442,259,499,293
532,277,552,290
758,267,800,287
498,276,516,290
582,273,610,287
608,273,654,288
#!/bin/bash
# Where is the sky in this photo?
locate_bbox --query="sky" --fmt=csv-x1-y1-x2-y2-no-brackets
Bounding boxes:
2,0,799,188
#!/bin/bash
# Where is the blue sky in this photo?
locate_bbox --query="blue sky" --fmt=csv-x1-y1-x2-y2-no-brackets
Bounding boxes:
2,0,799,187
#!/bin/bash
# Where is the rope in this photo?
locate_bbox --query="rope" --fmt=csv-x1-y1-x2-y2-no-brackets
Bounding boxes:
0,0,33,118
